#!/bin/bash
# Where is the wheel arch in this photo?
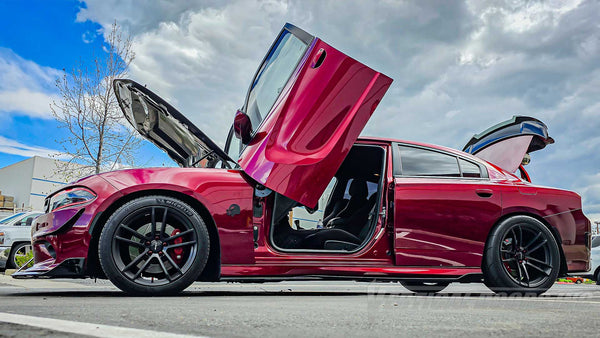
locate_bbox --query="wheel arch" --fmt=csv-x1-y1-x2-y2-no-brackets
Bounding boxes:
86,189,221,281
484,211,568,277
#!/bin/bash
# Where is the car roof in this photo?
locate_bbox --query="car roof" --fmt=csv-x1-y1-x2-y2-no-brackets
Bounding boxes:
357,136,483,161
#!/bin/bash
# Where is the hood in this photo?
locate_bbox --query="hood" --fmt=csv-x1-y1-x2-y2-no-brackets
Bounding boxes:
113,79,233,168
463,116,554,173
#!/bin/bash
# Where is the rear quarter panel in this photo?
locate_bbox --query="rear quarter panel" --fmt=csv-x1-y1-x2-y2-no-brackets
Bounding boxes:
500,183,590,272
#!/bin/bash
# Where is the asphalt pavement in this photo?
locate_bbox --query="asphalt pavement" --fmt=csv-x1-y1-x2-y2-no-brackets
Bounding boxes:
0,274,599,337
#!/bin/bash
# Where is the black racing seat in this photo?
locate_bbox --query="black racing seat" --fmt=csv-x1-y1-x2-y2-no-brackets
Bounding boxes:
324,179,369,228
302,194,379,251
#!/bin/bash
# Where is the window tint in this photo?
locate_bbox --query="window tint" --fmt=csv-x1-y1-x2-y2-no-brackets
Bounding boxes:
245,30,307,132
225,127,241,162
398,146,460,177
460,159,482,178
343,178,378,199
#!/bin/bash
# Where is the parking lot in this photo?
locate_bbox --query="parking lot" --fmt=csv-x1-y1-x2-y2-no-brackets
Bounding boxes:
0,275,599,337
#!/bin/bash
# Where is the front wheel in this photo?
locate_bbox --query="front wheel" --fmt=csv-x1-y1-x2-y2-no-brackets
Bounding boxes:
483,216,560,295
400,281,449,294
99,196,210,296
8,242,33,269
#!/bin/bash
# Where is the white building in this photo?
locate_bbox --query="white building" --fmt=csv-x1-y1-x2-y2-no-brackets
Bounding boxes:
0,156,85,211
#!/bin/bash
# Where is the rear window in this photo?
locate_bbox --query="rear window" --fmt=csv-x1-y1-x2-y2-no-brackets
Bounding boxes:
397,146,460,177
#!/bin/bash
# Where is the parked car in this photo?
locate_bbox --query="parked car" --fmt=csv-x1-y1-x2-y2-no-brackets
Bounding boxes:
14,23,591,296
581,235,600,284
0,212,42,269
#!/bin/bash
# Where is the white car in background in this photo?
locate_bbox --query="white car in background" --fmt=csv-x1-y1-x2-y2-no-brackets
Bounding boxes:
0,212,42,269
585,236,600,284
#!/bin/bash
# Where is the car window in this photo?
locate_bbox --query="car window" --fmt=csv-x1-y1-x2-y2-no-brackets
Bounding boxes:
244,30,308,133
16,214,41,226
289,178,337,230
592,236,600,248
0,212,25,224
459,159,482,178
343,178,378,199
398,145,460,177
224,126,241,162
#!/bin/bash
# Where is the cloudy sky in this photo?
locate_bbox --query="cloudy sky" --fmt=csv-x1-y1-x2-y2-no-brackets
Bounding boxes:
0,0,599,221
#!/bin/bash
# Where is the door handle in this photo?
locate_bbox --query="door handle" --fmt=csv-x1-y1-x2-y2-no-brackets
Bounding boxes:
476,189,493,198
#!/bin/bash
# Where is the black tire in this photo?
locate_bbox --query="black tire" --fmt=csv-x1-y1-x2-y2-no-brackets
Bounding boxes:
595,268,600,285
99,195,210,296
400,281,449,294
483,215,560,295
7,242,33,269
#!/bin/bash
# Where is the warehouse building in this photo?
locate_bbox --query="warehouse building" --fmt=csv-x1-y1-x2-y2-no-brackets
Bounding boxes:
0,156,84,211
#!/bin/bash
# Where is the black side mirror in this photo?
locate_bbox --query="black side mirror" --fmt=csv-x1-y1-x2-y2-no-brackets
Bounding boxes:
233,110,252,145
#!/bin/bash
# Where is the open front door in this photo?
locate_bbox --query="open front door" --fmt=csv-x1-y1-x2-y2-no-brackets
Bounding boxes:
237,24,393,208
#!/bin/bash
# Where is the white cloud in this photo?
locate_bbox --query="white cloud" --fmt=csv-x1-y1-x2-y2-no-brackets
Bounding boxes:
77,0,600,215
0,135,67,160
0,48,61,119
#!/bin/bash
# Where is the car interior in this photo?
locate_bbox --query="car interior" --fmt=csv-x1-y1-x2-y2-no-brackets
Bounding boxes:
270,145,384,252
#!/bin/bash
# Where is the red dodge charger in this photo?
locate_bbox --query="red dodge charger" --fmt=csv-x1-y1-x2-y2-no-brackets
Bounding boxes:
14,23,591,295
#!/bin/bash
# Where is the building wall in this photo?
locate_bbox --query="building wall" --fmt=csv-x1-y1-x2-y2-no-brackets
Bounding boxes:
0,156,81,211
0,157,34,209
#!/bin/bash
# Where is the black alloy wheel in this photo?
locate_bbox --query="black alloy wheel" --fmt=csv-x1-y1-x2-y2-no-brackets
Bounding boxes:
400,281,449,294
99,196,210,295
483,215,560,295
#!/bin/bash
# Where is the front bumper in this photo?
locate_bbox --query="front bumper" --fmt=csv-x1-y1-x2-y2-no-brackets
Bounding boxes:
0,246,10,269
12,175,120,279
11,208,91,278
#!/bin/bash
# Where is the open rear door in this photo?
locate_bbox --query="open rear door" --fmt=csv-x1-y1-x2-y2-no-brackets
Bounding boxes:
237,24,393,207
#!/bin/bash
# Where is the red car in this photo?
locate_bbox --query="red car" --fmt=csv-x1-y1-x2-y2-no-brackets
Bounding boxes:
14,23,591,296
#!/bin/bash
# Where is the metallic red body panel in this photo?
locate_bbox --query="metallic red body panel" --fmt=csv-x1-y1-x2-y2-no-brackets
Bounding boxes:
500,183,591,271
19,139,591,282
26,168,256,275
393,177,502,267
238,39,393,208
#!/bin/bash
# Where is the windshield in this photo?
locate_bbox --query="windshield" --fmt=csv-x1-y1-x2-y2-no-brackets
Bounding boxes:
243,29,308,133
0,212,25,224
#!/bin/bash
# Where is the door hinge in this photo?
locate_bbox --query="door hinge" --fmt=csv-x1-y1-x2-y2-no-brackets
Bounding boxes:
379,207,386,222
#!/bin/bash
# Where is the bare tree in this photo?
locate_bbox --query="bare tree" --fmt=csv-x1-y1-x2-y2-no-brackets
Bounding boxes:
51,21,141,175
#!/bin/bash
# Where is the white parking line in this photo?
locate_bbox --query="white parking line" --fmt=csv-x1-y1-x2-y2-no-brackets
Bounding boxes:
0,312,206,338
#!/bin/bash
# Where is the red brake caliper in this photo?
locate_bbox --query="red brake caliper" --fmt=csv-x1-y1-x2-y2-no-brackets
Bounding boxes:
169,229,184,265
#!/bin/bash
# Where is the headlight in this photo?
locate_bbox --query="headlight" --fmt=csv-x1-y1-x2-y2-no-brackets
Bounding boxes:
0,232,4,245
46,187,96,212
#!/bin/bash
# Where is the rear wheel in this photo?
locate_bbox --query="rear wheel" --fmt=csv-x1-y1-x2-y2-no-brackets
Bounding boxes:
400,281,449,294
595,269,600,285
99,196,210,296
483,216,560,295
